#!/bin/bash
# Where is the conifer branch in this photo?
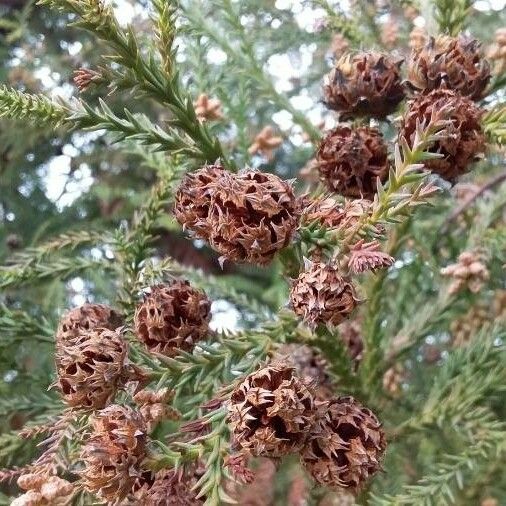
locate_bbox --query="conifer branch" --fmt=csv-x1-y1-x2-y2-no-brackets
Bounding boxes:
373,411,506,505
183,0,321,142
0,305,54,345
433,0,472,36
0,85,68,125
0,257,113,289
38,0,233,168
310,0,362,44
482,104,506,146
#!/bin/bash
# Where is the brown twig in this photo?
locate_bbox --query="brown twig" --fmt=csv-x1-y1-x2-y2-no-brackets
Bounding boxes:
440,170,506,233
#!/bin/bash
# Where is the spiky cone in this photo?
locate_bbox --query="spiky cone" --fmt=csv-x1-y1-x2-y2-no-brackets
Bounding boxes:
56,303,123,348
228,363,318,457
290,261,359,329
134,281,211,357
175,167,299,265
206,169,299,265
275,344,333,399
133,467,205,505
81,405,147,503
225,458,276,506
173,164,225,238
338,320,364,365
400,89,485,182
407,35,491,100
302,197,377,234
323,52,405,119
301,396,386,490
56,328,127,409
316,126,389,200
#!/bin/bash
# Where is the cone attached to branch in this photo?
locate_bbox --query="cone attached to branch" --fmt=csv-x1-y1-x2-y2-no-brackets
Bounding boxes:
134,281,211,357
301,396,386,490
290,261,359,329
81,405,147,503
175,167,299,265
228,363,317,457
316,125,389,200
56,303,123,347
400,89,485,182
407,35,491,100
56,328,128,409
174,164,225,237
323,52,405,119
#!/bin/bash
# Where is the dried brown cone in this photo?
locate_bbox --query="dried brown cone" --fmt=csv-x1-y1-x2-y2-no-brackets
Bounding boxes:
338,320,364,364
226,458,276,506
301,396,386,490
400,89,485,181
316,126,389,200
228,363,317,457
173,164,225,238
275,344,331,389
407,35,491,100
206,169,299,265
56,303,123,347
134,282,211,357
323,52,405,119
134,467,205,505
440,251,489,295
290,261,359,329
56,328,127,409
81,405,147,503
302,197,378,236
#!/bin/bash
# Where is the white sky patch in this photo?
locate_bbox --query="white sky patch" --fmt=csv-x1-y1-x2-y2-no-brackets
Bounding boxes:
210,300,240,332
41,156,94,210
207,48,228,65
475,0,506,10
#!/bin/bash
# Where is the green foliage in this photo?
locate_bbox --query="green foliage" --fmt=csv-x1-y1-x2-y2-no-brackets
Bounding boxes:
0,0,505,505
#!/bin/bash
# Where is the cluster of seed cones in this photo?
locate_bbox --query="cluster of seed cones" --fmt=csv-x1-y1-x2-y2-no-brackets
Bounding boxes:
317,34,489,195
228,363,386,491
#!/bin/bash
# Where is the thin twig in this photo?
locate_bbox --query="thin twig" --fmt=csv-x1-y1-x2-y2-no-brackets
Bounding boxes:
440,169,506,233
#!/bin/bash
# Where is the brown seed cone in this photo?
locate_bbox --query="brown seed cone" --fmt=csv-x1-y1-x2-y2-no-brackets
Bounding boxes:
134,282,211,357
316,126,389,200
228,363,317,457
206,169,299,265
303,197,376,234
226,458,276,506
275,344,332,396
134,468,204,505
407,35,491,100
173,164,225,237
338,320,364,364
400,89,485,182
323,52,405,119
81,405,147,503
301,396,386,490
56,328,127,409
56,303,123,347
175,167,299,265
290,262,359,329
